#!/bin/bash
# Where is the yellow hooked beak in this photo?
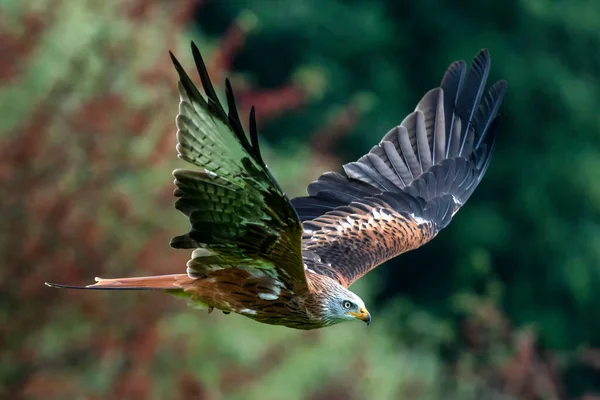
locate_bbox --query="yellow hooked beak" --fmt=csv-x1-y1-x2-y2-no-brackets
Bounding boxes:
349,307,371,326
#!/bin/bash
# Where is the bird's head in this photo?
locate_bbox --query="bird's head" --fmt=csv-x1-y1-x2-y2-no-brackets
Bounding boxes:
321,284,371,326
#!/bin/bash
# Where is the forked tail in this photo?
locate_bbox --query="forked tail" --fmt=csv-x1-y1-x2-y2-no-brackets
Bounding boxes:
45,274,193,290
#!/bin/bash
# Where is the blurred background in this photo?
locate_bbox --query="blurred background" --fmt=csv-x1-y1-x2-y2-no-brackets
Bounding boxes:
2,0,600,399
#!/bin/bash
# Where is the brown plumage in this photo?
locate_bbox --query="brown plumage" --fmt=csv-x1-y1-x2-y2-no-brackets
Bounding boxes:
46,42,506,330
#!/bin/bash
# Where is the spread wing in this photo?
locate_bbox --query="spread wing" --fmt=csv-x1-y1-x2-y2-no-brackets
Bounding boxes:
169,42,307,288
292,50,506,288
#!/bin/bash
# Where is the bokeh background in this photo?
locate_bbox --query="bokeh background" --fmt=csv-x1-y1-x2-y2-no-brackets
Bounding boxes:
2,0,600,399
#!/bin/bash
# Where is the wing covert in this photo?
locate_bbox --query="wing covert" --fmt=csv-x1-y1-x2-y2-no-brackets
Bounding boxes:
169,42,306,288
292,49,506,287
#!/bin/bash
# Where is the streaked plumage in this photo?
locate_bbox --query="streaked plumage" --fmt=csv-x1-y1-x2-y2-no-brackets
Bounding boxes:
46,42,506,330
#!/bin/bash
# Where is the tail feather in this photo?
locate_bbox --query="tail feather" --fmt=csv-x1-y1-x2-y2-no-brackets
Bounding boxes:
45,274,193,290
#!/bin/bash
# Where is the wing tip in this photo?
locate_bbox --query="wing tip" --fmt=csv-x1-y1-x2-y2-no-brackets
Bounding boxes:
472,49,491,70
190,41,204,71
477,48,490,58
190,40,200,56
493,79,508,91
169,50,186,77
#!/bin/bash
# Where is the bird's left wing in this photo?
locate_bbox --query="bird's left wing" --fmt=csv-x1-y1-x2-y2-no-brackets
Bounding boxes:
169,42,306,288
292,50,506,288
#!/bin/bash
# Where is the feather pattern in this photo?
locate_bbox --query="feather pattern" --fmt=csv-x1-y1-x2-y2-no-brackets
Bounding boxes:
414,111,432,171
397,124,421,178
292,49,506,287
456,50,491,155
169,42,307,288
472,80,507,149
441,60,467,157
432,88,446,164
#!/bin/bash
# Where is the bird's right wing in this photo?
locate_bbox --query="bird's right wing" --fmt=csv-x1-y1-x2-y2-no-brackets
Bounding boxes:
292,50,506,287
169,42,307,289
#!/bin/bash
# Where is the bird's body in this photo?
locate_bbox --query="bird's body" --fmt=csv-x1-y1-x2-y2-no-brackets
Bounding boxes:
46,42,506,330
90,268,359,330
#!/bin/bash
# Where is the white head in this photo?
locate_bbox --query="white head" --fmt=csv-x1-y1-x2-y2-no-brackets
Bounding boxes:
321,283,371,326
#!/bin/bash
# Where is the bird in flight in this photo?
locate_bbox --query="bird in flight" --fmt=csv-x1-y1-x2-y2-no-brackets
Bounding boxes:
47,42,506,330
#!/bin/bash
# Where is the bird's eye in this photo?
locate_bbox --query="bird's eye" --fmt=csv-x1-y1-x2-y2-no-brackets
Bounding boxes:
343,301,353,309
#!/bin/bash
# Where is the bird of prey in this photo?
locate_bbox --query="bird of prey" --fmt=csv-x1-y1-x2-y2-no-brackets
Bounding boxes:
46,42,506,330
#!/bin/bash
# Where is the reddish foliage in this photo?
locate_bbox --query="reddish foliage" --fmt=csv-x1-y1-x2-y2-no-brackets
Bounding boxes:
456,302,571,400
239,85,308,122
71,94,126,136
179,373,209,400
310,99,363,154
9,102,52,167
582,348,600,371
173,0,205,27
0,1,207,398
309,383,358,400
219,344,287,394
112,191,133,218
147,124,176,166
23,372,80,400
208,20,250,81
0,11,44,82
113,371,153,400
126,107,152,136
499,332,563,399
125,0,154,21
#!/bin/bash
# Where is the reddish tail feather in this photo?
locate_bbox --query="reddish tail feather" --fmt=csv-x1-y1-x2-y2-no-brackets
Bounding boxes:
45,274,192,290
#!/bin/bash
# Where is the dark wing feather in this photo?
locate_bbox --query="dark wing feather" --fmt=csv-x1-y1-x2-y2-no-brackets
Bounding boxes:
455,50,490,155
292,49,506,287
170,42,306,288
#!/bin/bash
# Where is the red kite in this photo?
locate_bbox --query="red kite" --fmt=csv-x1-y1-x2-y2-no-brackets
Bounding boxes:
47,42,506,330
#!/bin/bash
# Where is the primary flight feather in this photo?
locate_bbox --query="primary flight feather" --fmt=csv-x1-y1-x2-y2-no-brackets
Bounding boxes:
46,42,506,330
